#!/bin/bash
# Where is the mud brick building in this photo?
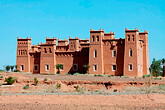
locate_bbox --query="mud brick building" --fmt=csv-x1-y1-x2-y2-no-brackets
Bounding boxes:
16,28,150,77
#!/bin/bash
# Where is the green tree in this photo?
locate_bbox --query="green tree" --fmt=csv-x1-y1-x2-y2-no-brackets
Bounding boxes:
162,58,165,76
83,65,90,74
56,64,63,74
5,65,10,72
150,58,162,77
10,66,14,72
15,65,18,70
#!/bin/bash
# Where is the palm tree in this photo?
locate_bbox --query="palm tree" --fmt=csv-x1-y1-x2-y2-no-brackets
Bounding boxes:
162,58,165,76
56,64,63,74
10,66,14,72
5,65,10,72
83,65,90,74
150,58,162,77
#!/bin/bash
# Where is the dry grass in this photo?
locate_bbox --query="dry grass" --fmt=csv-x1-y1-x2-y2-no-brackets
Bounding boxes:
0,89,3,95
124,85,165,94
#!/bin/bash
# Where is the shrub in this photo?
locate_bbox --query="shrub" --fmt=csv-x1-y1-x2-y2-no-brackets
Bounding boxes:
56,83,61,89
14,70,20,72
74,85,86,93
0,70,5,72
44,78,47,82
0,84,2,86
121,76,128,78
34,77,38,85
108,75,114,77
23,85,29,90
113,89,118,92
142,74,151,78
94,74,104,77
73,73,82,76
154,77,162,80
5,76,15,85
0,76,3,78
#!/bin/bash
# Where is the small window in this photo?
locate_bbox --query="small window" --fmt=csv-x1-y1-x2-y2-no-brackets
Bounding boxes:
34,65,38,71
25,50,27,55
45,64,49,71
94,50,97,58
92,35,95,42
93,64,97,71
19,50,20,55
129,48,132,57
73,64,78,71
44,48,47,53
112,50,116,57
128,35,130,41
132,35,134,41
112,65,117,71
20,65,24,71
49,48,52,53
129,64,133,71
97,36,99,41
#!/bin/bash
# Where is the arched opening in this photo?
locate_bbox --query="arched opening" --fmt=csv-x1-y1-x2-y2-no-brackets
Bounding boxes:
97,35,99,42
94,50,97,58
129,48,132,57
132,35,134,41
49,48,52,53
128,35,130,41
92,35,95,42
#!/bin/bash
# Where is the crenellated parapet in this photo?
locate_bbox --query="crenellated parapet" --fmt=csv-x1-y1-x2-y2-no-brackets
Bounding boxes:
90,28,105,33
17,37,32,41
125,28,139,32
58,39,68,46
46,37,57,45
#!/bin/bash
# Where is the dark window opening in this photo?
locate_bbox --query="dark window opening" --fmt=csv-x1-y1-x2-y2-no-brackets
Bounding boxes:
112,50,116,57
112,65,116,71
45,64,49,71
94,50,97,58
97,36,99,41
128,35,130,41
132,35,134,41
21,65,24,71
49,48,52,53
129,49,132,57
34,65,38,71
44,48,47,53
92,35,95,42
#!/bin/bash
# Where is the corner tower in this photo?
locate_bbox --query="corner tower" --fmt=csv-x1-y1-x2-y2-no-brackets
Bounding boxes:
89,29,104,74
16,37,32,72
139,31,150,75
40,37,57,74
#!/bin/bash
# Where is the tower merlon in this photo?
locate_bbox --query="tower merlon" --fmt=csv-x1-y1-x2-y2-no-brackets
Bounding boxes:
125,28,139,32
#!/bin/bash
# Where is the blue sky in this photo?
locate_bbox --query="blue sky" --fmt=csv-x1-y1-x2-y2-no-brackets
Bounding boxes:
0,0,165,69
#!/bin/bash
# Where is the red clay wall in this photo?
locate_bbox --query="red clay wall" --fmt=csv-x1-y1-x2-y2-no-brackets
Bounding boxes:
103,39,124,76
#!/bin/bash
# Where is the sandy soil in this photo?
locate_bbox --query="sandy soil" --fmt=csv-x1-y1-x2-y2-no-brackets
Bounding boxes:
1,94,165,110
1,72,165,109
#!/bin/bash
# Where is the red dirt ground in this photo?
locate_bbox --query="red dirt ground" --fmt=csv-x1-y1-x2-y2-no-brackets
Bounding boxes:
1,94,165,110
